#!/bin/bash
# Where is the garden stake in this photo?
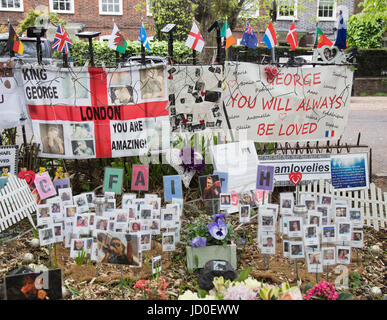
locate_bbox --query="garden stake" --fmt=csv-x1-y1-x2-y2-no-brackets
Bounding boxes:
48,245,51,266
295,259,298,280
356,248,359,265
120,265,125,299
54,243,57,265
326,264,329,281
97,263,100,278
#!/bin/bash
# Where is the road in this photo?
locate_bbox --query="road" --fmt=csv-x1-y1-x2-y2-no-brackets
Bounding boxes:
15,97,387,176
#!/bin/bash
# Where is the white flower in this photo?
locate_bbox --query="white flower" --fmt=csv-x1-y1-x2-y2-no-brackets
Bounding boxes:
178,290,200,300
243,277,262,291
287,287,303,300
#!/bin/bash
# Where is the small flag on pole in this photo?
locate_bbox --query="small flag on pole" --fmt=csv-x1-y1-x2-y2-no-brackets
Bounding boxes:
325,130,335,138
315,27,333,48
108,23,127,54
185,22,205,52
334,10,347,50
240,22,258,49
286,22,298,51
263,22,277,50
138,22,151,51
52,24,72,54
7,23,23,55
220,19,236,49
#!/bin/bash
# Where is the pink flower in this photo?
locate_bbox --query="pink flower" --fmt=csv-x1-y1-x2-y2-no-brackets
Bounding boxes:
224,285,258,300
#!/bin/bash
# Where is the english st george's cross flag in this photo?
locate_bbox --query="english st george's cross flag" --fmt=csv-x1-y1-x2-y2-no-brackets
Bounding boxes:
315,27,333,48
220,19,236,49
7,23,23,55
240,22,258,49
108,23,127,54
185,22,205,52
22,63,169,159
138,22,151,51
334,10,347,50
263,22,277,50
286,22,298,51
52,24,72,54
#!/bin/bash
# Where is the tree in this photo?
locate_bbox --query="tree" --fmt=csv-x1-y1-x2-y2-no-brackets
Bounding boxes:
347,0,387,48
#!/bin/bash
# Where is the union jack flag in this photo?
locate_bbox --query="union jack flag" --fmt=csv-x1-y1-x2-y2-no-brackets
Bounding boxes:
52,25,72,54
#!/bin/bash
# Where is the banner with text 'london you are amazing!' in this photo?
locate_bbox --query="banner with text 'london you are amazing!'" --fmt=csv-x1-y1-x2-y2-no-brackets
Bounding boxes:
22,63,169,159
223,62,353,142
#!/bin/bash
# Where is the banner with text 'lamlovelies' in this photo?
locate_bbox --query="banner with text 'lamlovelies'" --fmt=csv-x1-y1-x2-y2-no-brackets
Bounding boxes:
223,62,353,142
22,63,169,159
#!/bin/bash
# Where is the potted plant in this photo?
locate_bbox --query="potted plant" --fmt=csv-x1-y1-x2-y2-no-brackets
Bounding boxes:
185,213,239,272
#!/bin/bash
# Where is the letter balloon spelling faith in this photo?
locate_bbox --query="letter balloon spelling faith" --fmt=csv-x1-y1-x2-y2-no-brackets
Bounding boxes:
131,164,149,191
103,167,124,195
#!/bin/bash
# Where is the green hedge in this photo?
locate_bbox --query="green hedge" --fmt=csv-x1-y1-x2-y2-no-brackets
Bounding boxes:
57,40,387,78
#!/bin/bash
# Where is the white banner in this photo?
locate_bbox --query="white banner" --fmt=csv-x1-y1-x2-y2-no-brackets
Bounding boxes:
223,62,353,142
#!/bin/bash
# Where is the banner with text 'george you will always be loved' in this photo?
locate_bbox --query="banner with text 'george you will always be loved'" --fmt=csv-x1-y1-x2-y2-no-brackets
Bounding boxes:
21,63,169,159
222,62,354,142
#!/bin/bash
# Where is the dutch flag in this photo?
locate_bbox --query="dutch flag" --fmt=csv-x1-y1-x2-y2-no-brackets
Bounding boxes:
325,130,335,138
263,22,277,50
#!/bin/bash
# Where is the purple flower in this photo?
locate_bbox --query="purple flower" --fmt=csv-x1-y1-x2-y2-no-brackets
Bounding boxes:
190,236,207,248
209,219,228,240
179,147,206,174
213,213,226,223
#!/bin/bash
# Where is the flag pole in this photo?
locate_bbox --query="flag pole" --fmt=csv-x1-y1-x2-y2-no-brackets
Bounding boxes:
140,19,146,65
271,21,276,64
113,18,120,66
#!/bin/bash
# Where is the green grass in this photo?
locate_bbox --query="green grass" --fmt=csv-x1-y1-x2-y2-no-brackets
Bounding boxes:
359,92,387,96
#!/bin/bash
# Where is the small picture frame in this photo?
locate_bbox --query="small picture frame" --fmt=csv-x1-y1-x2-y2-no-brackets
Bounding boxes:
300,193,316,211
53,223,64,243
161,208,176,228
74,214,90,235
316,205,330,226
349,208,363,228
239,205,250,223
162,232,175,252
319,194,333,206
73,194,89,211
336,246,351,264
303,224,319,246
334,204,349,223
93,217,109,237
70,238,86,258
83,192,95,208
289,241,305,259
322,247,336,265
59,188,73,205
104,199,116,212
283,240,289,258
140,232,152,251
261,233,275,254
308,211,322,228
322,225,336,243
150,219,161,235
152,256,162,274
220,193,232,208
128,220,142,234
64,205,77,221
122,193,137,208
259,211,275,232
305,243,320,253
39,226,55,246
139,205,153,221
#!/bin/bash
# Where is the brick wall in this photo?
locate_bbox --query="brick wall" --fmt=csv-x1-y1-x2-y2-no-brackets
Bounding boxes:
353,78,387,96
0,0,155,40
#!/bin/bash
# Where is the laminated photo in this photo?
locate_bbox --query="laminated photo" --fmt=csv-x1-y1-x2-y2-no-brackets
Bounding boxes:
140,205,153,221
239,191,257,208
122,193,137,208
83,192,95,208
64,232,79,248
283,240,289,258
46,197,63,222
303,224,319,246
322,225,336,243
171,198,184,217
301,194,316,211
152,255,162,274
53,223,64,243
319,193,333,207
308,212,322,228
115,209,129,230
166,203,181,219
90,242,99,261
288,217,303,238
73,194,89,212
199,175,221,200
89,214,95,229
64,205,78,221
239,205,251,223
70,238,86,258
168,223,181,243
96,232,141,266
349,208,363,228
133,199,146,214
280,192,294,216
148,197,162,217
59,187,73,205
104,199,116,212
150,219,161,235
259,212,275,232
305,243,320,253
336,246,351,264
337,222,351,242
316,205,330,226
161,208,176,228
351,230,364,248
261,233,275,254
140,232,151,251
39,226,55,246
289,241,305,259
94,217,109,237
37,204,53,227
220,193,232,208
74,214,90,235
307,251,323,273
4,269,62,300
162,232,175,252
282,216,289,235
334,204,349,223
322,247,336,266
261,204,279,222
104,191,115,200
128,205,137,220
128,220,142,234
85,238,93,254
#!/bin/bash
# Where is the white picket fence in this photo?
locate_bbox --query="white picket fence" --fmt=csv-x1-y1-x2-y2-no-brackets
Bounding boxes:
300,179,387,231
0,175,36,232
